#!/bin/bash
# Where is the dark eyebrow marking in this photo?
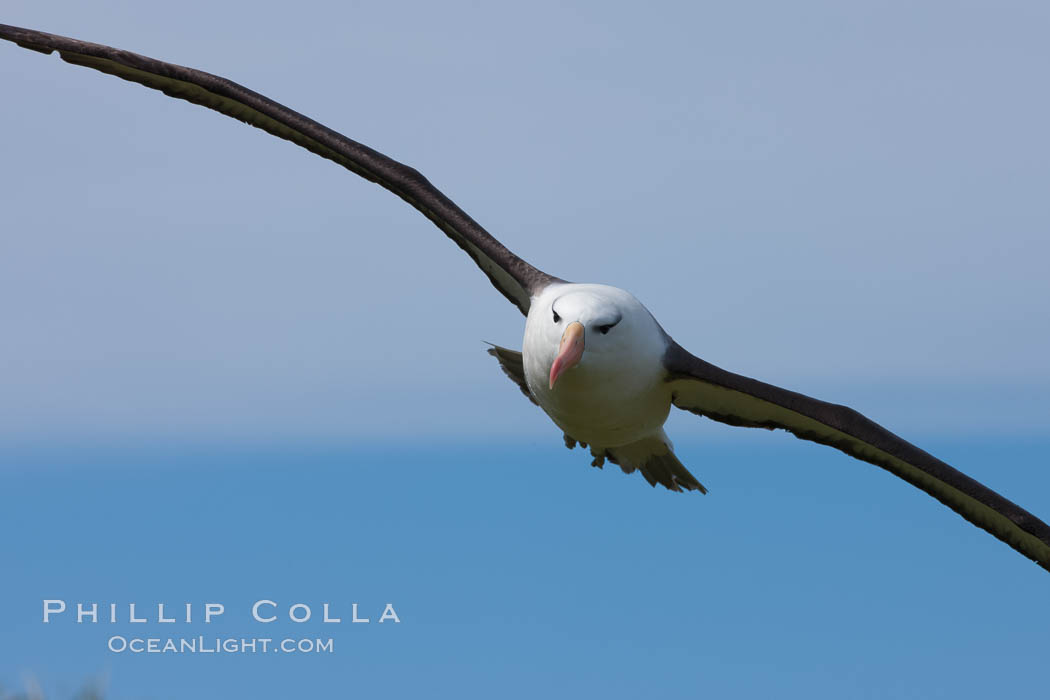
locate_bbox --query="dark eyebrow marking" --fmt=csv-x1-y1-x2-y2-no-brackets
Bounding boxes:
597,314,622,334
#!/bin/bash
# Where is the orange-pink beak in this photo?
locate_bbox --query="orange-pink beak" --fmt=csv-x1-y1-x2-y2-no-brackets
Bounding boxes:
549,321,585,389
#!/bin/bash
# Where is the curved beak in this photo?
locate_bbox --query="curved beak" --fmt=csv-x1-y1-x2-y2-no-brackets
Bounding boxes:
549,321,585,390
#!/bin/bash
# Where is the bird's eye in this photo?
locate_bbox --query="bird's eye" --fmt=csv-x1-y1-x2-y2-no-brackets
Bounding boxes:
598,323,614,335
552,310,561,323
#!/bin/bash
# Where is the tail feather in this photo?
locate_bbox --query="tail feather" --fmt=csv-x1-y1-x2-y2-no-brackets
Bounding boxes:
606,432,707,494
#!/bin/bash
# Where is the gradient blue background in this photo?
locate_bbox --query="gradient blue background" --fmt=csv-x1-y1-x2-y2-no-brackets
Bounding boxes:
2,2,1048,698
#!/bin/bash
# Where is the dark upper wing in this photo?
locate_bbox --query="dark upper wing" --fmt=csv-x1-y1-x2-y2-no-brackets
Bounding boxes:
663,339,1050,572
0,24,562,315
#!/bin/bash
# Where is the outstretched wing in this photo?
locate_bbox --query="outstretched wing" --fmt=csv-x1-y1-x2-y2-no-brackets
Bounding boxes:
663,339,1050,572
0,24,562,315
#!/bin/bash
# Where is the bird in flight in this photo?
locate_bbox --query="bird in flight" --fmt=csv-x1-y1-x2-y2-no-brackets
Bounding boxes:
2,23,1048,572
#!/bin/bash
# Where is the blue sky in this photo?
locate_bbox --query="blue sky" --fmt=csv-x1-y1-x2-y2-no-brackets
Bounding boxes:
2,0,1049,441
1,2,1049,698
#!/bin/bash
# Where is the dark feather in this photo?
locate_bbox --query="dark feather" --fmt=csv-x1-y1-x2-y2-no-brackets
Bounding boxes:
663,339,1050,571
485,345,537,405
0,23,563,314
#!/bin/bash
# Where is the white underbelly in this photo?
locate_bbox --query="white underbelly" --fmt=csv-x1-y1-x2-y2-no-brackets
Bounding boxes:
525,361,672,448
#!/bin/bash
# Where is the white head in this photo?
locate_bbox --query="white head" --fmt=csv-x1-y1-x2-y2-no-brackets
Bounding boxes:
524,283,668,392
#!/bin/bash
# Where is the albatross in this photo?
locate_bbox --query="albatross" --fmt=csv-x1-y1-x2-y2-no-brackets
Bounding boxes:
2,24,1048,572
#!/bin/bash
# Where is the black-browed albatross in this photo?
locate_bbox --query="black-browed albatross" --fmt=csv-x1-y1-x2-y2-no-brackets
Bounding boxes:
2,24,1048,572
